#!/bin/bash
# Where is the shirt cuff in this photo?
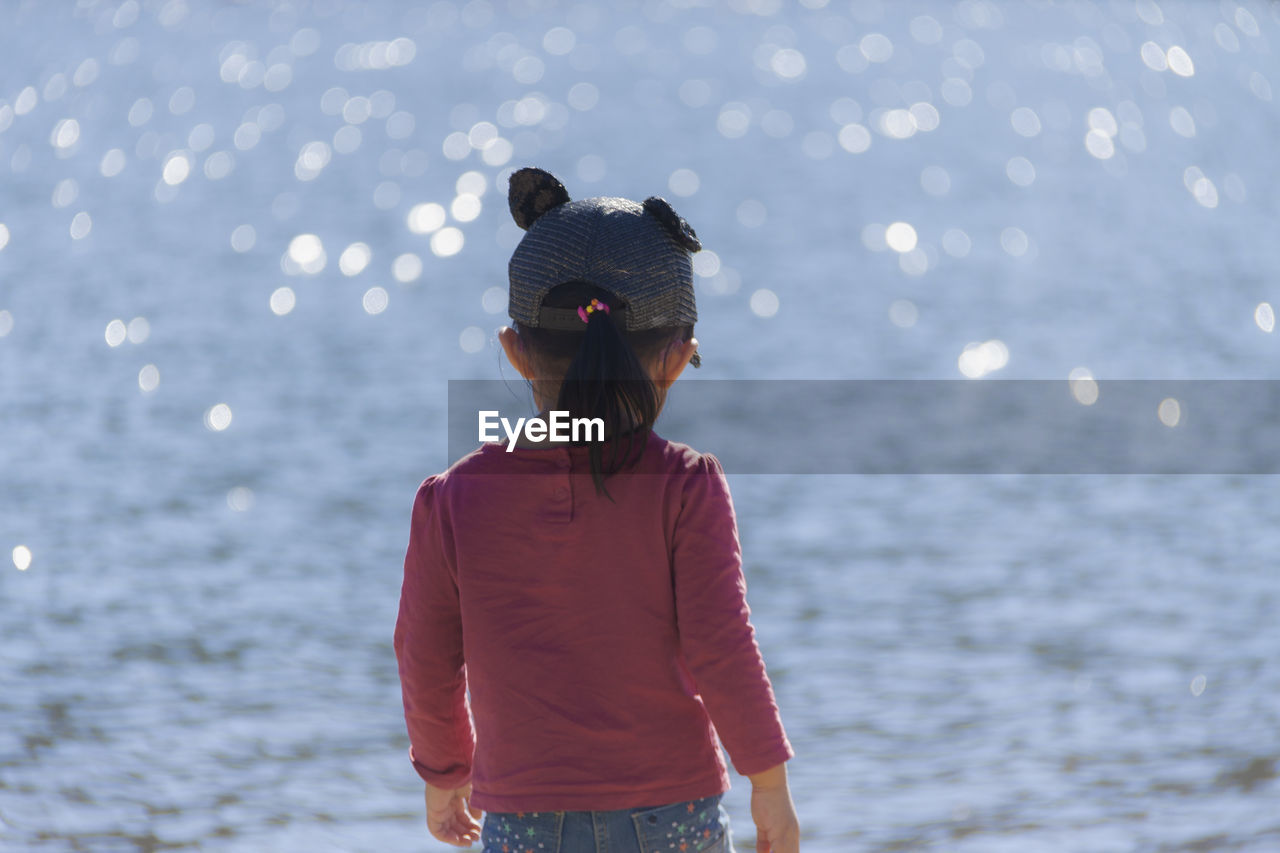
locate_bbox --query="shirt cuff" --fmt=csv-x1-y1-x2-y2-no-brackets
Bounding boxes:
409,747,473,789
726,740,796,778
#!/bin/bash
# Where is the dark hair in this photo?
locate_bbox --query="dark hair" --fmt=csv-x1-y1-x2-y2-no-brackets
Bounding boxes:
515,281,693,498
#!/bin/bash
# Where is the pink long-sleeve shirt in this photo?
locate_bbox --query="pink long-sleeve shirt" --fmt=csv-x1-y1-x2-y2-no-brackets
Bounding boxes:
394,430,793,812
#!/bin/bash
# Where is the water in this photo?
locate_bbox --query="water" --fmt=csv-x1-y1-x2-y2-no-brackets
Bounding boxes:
2,1,1279,850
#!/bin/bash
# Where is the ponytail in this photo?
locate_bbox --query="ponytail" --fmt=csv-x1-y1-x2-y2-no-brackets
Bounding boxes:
558,306,660,497
516,281,690,498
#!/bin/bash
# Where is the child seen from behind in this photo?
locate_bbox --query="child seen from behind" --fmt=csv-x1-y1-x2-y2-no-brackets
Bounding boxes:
394,167,799,853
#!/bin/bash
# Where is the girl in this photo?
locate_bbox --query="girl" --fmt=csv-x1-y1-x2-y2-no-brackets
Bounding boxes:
394,168,799,853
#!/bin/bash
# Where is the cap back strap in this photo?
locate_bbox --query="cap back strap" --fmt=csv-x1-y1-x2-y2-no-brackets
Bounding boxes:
536,305,628,330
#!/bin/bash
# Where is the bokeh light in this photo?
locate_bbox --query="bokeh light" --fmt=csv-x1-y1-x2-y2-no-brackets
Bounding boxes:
692,250,721,279
1001,227,1029,257
287,234,325,274
392,253,422,283
889,299,918,328
1010,107,1041,137
362,286,389,315
668,168,700,197
749,289,779,318
104,319,127,347
270,287,296,316
543,26,576,55
1068,367,1099,406
204,151,234,180
899,248,929,276
1169,106,1196,138
885,222,918,253
227,486,255,512
69,212,92,240
1167,46,1194,77
958,340,1009,378
127,317,150,344
50,118,80,152
567,82,599,111
138,364,160,392
339,243,372,276
450,194,482,222
100,148,126,177
1255,303,1274,334
52,180,78,210
1006,156,1036,187
204,403,233,431
837,123,871,153
459,326,486,353
230,225,256,253
430,227,464,258
481,286,506,314
407,203,446,234
860,33,893,63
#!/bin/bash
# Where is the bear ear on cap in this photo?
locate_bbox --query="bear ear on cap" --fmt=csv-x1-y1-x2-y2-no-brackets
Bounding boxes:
508,167,571,230
642,196,702,252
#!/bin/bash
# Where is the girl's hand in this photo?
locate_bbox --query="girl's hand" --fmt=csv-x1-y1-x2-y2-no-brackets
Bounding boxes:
750,779,801,853
424,781,483,847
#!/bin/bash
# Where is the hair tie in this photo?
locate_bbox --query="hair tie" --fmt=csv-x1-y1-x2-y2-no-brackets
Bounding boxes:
576,298,610,323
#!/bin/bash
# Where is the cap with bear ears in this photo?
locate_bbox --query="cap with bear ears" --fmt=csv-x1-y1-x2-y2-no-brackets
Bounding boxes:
508,167,702,252
505,166,701,337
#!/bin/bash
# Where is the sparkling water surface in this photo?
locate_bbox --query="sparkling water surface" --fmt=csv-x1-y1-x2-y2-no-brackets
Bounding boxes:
2,1,1279,850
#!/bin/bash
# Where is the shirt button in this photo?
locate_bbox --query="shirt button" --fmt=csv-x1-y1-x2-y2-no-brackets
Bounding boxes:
554,487,568,498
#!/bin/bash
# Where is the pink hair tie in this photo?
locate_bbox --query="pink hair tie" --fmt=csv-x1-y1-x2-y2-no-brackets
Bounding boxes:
577,298,610,323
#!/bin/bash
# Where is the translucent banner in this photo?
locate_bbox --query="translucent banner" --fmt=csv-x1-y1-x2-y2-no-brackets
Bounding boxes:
447,380,1280,474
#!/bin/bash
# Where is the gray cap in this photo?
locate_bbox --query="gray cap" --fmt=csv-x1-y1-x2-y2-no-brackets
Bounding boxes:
507,167,700,332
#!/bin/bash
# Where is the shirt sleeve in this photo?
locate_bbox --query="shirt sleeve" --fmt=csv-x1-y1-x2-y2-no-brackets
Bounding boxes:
393,477,476,788
672,453,795,777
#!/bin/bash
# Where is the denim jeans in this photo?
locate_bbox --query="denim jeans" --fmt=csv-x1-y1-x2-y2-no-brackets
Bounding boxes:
480,793,734,853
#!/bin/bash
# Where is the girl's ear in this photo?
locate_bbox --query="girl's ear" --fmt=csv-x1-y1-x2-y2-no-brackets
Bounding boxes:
499,326,536,381
508,167,571,230
652,336,698,390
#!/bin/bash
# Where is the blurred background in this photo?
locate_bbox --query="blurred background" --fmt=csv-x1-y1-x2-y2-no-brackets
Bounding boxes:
2,0,1279,850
